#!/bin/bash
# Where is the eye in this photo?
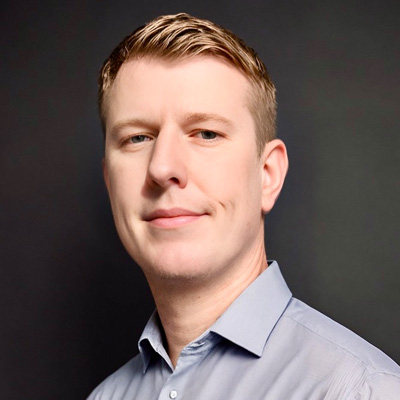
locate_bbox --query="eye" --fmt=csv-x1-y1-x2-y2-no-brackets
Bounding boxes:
196,130,218,140
130,135,151,144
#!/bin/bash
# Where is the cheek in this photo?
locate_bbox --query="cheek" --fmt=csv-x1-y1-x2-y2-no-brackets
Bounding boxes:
233,159,263,211
195,161,241,207
202,157,261,211
107,161,141,207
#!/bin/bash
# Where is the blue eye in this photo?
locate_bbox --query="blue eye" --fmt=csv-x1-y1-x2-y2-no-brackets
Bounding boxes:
130,135,150,143
198,130,217,140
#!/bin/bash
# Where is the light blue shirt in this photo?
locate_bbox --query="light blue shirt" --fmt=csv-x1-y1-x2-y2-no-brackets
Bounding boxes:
88,262,400,399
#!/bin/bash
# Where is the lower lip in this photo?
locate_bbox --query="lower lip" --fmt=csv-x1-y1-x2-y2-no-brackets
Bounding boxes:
148,215,204,228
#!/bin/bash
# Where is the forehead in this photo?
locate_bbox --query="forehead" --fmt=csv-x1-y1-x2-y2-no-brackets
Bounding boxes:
105,56,255,132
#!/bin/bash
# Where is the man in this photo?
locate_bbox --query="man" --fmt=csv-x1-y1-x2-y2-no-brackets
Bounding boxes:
88,13,400,399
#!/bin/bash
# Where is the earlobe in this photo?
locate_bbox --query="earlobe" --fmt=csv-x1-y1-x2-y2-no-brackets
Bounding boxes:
261,139,289,214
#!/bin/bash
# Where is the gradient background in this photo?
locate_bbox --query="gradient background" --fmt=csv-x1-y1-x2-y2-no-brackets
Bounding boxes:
1,1,399,398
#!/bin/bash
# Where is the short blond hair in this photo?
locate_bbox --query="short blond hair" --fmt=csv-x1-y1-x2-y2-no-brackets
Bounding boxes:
99,13,276,155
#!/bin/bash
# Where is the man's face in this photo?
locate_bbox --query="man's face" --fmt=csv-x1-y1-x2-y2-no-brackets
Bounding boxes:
103,56,267,284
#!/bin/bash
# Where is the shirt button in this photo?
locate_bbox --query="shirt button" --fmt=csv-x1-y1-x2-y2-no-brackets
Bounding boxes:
169,390,178,399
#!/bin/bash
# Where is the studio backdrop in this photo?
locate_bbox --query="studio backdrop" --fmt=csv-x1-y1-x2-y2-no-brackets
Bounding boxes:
1,1,399,399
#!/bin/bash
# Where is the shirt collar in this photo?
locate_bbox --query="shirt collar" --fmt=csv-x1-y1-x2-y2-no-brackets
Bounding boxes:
138,311,168,372
210,261,292,357
138,261,292,371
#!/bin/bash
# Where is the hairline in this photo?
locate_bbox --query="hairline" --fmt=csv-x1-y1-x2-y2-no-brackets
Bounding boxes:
101,53,268,157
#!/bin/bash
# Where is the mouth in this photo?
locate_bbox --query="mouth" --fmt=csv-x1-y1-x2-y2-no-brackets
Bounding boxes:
143,208,206,228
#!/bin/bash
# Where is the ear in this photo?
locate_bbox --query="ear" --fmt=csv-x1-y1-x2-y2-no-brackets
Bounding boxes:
102,157,110,192
260,139,288,214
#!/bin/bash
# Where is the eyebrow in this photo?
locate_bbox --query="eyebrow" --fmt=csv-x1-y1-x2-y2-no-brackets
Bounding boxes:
109,118,157,139
181,112,233,128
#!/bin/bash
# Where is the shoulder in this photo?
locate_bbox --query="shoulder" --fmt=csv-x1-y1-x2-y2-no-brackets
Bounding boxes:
283,298,399,374
86,354,142,400
279,298,400,398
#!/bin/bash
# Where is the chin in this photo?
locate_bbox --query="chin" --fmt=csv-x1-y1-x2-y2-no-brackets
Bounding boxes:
137,252,218,286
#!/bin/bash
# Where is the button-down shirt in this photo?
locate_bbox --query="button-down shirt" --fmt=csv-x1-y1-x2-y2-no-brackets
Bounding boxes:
87,261,400,399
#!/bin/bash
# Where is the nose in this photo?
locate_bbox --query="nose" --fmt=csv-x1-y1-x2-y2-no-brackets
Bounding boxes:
146,128,188,189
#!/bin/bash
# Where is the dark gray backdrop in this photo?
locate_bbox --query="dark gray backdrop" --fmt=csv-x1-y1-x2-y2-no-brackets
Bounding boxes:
1,1,399,399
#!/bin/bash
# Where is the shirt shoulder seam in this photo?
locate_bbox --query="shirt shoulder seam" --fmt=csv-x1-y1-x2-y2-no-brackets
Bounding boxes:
281,313,399,377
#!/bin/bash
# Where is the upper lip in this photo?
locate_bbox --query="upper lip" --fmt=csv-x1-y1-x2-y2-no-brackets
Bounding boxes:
143,208,205,221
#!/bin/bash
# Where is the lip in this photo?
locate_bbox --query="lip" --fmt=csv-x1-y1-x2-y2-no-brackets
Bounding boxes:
143,208,206,228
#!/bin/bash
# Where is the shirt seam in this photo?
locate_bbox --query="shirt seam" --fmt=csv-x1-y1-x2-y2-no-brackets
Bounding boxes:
282,314,400,378
364,370,400,381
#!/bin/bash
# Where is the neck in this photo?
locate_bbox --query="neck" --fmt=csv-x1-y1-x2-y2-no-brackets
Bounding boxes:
146,240,268,367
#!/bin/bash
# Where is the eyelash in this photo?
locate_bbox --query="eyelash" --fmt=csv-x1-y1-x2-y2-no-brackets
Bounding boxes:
120,129,221,148
194,130,219,140
129,134,152,144
119,134,152,147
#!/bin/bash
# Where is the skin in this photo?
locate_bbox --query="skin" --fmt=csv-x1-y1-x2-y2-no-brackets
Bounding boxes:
103,56,288,366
